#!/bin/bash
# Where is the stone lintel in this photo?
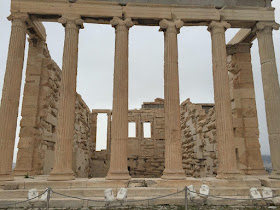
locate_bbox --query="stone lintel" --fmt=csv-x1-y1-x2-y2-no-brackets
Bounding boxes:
92,109,111,114
226,43,252,55
26,20,47,41
227,29,254,45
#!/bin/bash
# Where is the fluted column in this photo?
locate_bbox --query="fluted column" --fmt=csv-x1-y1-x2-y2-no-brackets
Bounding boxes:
159,19,185,180
0,13,28,181
106,17,133,180
106,112,112,160
256,21,280,179
208,21,239,179
48,16,83,181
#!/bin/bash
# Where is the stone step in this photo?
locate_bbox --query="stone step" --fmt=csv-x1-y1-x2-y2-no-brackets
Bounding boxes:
0,176,263,190
260,178,280,188
0,187,279,199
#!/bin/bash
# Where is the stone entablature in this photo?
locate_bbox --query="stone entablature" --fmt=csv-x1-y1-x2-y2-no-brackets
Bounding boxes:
11,0,275,29
93,0,272,7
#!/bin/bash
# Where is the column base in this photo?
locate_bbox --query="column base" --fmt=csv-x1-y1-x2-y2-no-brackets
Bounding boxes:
161,169,186,180
245,169,268,176
269,171,280,180
0,174,14,181
106,171,131,180
13,169,34,176
216,170,241,179
48,171,75,181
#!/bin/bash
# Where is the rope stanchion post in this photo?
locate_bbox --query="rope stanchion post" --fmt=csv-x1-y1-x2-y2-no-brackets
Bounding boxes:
46,187,51,209
185,186,188,210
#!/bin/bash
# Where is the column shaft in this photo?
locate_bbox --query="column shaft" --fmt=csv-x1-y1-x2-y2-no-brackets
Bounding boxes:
208,21,239,178
106,112,112,160
48,16,83,181
160,19,185,180
0,13,28,181
256,22,280,179
106,17,133,180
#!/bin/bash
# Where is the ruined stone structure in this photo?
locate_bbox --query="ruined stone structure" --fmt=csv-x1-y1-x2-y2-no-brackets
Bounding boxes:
181,100,218,178
92,99,166,178
227,43,265,175
91,99,216,178
0,0,279,182
13,42,94,178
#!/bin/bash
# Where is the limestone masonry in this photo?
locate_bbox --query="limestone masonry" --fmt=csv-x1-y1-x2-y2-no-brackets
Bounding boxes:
0,0,279,183
13,43,93,178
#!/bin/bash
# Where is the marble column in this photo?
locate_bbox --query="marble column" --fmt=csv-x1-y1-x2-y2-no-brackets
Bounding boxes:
106,17,133,180
208,21,240,179
0,13,28,181
159,19,185,180
106,112,112,160
48,16,83,181
256,21,280,179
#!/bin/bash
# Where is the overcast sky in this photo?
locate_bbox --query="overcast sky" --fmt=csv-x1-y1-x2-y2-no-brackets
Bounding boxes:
0,1,279,161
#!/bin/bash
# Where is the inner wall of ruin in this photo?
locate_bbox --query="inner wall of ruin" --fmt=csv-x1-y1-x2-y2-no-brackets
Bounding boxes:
90,43,267,178
13,39,266,178
14,42,94,178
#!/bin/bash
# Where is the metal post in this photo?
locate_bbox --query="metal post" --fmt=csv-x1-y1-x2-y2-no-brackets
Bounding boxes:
46,187,51,210
185,186,188,210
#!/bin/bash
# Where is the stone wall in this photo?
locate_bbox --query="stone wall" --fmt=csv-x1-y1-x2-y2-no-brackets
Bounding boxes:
227,43,265,175
91,150,110,178
127,103,165,177
90,99,166,178
15,42,93,178
181,99,217,178
73,94,94,178
178,43,266,178
90,91,264,178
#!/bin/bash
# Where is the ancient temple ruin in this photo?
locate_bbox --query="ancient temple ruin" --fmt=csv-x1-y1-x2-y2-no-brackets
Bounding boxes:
0,0,279,182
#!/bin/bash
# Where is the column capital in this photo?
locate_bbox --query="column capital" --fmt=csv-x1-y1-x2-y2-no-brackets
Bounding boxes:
159,19,184,34
255,21,280,32
7,13,29,29
7,12,29,22
226,43,252,55
58,15,84,29
208,21,231,33
110,17,134,31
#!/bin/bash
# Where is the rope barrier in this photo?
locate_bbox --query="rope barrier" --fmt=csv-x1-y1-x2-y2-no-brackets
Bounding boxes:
0,189,48,207
51,188,184,203
0,187,279,209
124,189,185,203
186,188,280,201
51,190,107,202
